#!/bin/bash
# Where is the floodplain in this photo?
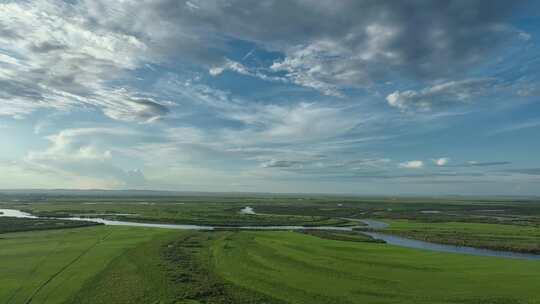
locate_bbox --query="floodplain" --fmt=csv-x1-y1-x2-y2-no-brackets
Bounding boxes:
1,193,539,303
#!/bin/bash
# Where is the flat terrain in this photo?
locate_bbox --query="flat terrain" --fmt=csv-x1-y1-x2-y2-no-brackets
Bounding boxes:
380,219,540,254
0,226,169,304
1,193,540,303
2,225,540,304
0,225,282,304
3,194,540,228
213,231,540,304
7,198,348,227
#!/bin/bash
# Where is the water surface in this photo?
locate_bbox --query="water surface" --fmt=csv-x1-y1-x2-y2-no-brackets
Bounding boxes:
359,219,540,260
2,209,539,259
239,206,256,215
0,209,37,218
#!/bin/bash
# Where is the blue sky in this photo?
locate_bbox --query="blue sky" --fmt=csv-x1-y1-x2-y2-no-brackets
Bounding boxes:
0,0,539,195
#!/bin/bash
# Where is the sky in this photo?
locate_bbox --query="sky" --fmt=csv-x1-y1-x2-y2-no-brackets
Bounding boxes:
0,0,539,195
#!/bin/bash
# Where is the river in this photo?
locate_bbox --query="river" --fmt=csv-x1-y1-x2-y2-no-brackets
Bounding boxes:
1,209,539,260
358,219,540,260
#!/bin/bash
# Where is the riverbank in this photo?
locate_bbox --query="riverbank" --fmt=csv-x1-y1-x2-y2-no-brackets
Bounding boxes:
3,208,540,259
376,219,540,255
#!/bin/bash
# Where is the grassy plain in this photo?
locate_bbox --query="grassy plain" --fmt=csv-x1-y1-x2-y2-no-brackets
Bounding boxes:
4,226,540,304
71,231,283,304
212,231,540,304
380,219,540,253
2,193,540,303
5,198,348,227
0,226,170,304
1,225,540,304
0,225,282,304
3,194,540,227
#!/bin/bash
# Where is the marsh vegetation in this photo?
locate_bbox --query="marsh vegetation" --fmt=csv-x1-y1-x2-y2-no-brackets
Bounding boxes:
1,193,540,303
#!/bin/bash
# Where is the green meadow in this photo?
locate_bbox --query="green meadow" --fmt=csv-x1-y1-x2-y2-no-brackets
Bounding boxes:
2,195,540,303
0,226,170,304
212,231,540,304
1,225,540,304
381,219,540,253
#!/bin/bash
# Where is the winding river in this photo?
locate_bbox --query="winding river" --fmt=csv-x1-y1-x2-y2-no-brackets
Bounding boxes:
1,209,539,260
359,220,540,260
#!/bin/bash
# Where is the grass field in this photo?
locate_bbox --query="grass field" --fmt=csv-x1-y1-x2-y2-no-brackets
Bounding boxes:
0,226,282,304
7,200,348,227
2,225,540,304
71,230,283,304
3,194,540,227
2,194,540,303
212,231,540,304
0,226,170,304
380,219,540,253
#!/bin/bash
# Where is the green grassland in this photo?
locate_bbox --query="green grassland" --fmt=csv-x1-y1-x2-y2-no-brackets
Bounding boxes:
72,231,283,304
6,199,348,227
2,224,540,304
0,225,283,304
212,231,540,304
0,226,170,304
3,194,540,227
379,219,540,254
2,194,540,303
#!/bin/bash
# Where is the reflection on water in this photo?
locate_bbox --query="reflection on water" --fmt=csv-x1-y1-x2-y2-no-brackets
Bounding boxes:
0,209,37,218
60,217,214,230
239,206,256,215
358,219,389,229
0,209,350,231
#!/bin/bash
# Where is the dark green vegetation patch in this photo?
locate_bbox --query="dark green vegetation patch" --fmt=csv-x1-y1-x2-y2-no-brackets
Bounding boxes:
0,217,100,234
69,231,284,304
297,229,384,243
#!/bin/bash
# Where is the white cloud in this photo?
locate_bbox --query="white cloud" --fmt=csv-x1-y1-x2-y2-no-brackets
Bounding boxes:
156,77,372,145
387,78,496,111
518,32,532,41
261,160,303,168
186,1,515,94
399,160,424,169
209,59,287,84
0,0,521,120
210,59,249,76
0,0,532,193
27,128,138,162
269,24,400,95
23,127,158,187
0,1,170,122
433,158,449,166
